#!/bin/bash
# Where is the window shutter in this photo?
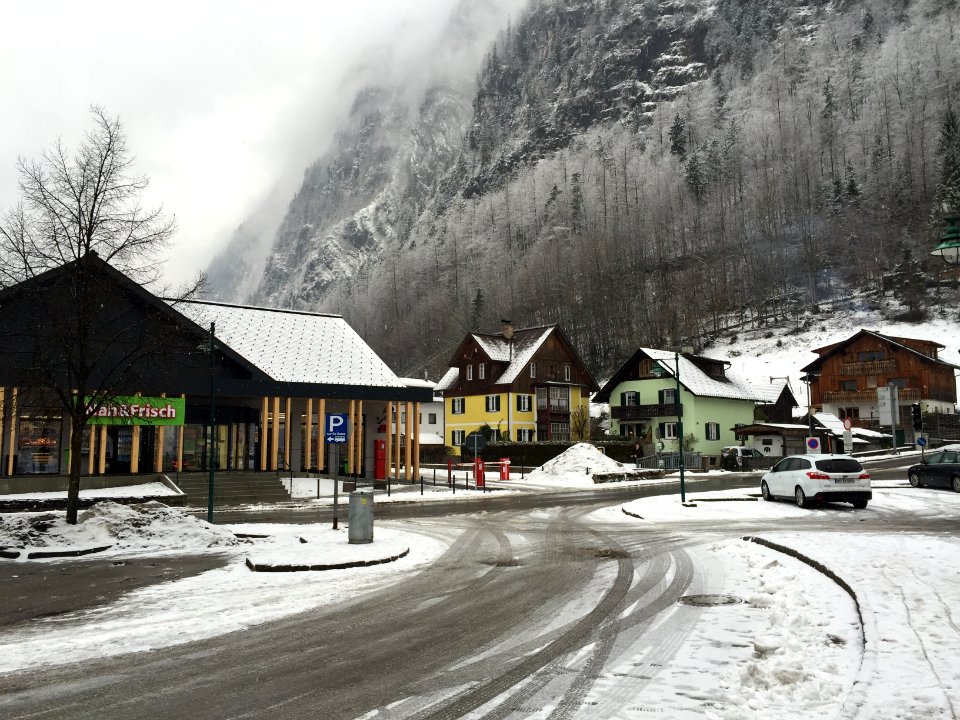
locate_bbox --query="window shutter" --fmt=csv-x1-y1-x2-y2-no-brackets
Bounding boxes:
658,422,665,439
620,392,627,406
658,389,665,404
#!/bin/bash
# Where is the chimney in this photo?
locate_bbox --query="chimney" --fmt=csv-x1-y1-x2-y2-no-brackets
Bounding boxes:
501,319,514,340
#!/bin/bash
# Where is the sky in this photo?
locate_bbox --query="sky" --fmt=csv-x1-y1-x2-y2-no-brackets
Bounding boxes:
0,0,470,287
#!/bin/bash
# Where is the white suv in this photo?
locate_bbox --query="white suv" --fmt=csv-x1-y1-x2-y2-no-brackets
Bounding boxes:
760,454,871,509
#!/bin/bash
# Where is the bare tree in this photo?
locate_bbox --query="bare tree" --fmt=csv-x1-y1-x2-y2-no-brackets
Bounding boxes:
0,106,200,524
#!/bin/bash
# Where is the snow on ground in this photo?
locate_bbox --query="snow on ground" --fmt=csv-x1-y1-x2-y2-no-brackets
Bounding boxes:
0,514,450,673
1,481,180,500
596,539,862,719
702,304,960,399
0,501,237,553
280,475,517,503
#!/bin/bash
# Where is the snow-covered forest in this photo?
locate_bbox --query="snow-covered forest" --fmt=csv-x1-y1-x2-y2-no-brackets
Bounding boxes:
208,0,960,378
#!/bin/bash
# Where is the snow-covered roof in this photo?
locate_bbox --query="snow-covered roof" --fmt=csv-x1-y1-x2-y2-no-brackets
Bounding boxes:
814,413,891,439
471,334,513,362
400,377,437,390
750,381,791,404
640,348,768,402
436,367,459,392
174,300,406,388
493,326,555,385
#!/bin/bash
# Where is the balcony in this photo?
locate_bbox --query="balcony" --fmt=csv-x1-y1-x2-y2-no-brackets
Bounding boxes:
612,403,683,420
823,388,921,404
839,360,896,375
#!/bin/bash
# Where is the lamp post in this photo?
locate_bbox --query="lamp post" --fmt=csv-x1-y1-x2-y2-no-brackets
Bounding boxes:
674,352,685,503
930,215,960,265
207,322,216,524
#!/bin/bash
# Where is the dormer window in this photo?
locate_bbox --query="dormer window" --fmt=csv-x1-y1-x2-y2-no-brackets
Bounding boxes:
479,362,485,380
564,364,571,381
530,362,537,378
466,364,473,381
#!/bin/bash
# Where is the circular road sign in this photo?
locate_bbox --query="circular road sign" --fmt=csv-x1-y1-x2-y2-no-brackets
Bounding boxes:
843,417,853,431
917,437,927,447
806,437,821,451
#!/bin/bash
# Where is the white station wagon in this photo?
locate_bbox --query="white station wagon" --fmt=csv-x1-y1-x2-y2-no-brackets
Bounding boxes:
760,454,872,509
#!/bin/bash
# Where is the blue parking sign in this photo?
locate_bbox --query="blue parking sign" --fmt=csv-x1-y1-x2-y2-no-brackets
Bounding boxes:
325,414,349,444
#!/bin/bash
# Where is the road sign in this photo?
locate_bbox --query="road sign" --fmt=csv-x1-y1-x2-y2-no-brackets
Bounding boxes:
843,417,853,431
917,437,927,447
805,436,821,453
877,385,900,426
325,413,349,444
461,431,487,456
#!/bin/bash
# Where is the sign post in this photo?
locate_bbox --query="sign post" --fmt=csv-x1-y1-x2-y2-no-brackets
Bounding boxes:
843,416,853,455
325,414,349,529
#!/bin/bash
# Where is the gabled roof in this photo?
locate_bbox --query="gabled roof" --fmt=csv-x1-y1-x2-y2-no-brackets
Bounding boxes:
436,367,459,392
595,347,767,402
176,300,407,389
801,329,959,373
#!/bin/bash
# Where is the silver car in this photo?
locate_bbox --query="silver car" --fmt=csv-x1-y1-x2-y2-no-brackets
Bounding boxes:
760,453,871,509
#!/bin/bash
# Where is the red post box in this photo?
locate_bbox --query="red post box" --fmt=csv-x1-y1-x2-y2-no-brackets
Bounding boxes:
374,439,386,480
474,458,485,488
447,458,454,486
499,457,511,481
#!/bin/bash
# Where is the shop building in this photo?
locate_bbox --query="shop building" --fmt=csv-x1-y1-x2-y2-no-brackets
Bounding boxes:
0,255,431,490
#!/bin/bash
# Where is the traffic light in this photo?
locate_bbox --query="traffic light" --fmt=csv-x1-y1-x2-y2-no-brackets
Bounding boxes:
911,403,923,431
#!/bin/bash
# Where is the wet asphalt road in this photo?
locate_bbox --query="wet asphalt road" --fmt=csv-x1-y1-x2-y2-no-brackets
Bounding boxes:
0,464,951,720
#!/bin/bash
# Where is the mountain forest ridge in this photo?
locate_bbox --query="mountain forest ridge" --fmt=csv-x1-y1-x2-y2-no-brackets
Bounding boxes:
206,0,960,383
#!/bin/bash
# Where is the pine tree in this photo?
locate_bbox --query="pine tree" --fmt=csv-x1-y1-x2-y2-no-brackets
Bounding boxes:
936,105,960,214
470,287,485,329
685,152,708,205
669,114,687,160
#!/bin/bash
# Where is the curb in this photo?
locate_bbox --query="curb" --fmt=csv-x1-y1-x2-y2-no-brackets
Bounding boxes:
26,545,113,560
245,547,410,572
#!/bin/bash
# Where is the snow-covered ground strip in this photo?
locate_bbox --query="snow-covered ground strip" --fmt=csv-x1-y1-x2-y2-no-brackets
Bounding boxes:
280,475,520,503
241,522,410,567
761,533,960,720
612,485,960,523
0,481,180,500
590,540,862,720
0,513,450,673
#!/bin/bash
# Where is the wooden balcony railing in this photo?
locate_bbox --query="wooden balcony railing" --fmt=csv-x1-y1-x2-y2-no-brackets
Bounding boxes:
839,360,897,375
612,403,683,420
823,388,921,404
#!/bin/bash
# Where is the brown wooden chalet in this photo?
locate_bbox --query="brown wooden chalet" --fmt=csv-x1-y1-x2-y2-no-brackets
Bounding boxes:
800,329,959,427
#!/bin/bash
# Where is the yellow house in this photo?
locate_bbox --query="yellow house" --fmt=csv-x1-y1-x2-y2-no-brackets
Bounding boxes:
437,322,599,454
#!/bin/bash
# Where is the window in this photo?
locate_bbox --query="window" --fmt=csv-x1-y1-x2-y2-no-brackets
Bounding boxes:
706,422,720,441
662,388,677,405
841,380,858,391
517,394,532,412
564,364,571,381
428,413,437,424
400,412,406,424
550,422,570,441
517,428,535,442
466,365,473,381
548,386,570,411
479,363,485,380
889,377,908,388
530,362,536,378
661,422,678,439
621,391,639,406
485,395,501,412
451,397,465,415
452,430,465,445
839,407,860,420
858,350,886,362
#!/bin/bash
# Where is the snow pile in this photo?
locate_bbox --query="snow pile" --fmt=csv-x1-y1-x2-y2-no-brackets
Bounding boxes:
1,481,180,501
529,443,624,477
0,501,238,553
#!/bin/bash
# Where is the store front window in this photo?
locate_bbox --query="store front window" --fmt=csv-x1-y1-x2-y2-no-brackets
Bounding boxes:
17,416,62,474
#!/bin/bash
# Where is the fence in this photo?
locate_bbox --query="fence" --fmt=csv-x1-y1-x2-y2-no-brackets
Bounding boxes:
634,452,702,470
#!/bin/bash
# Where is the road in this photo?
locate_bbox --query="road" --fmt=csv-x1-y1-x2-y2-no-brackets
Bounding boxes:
0,465,942,719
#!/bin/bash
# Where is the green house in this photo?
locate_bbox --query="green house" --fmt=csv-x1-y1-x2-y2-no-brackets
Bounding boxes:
594,348,767,466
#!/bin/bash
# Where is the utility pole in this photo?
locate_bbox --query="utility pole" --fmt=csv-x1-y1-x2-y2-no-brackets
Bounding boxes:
675,352,685,503
207,322,216,523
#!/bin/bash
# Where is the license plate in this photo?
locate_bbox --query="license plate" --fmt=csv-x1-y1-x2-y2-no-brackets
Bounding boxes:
834,478,855,484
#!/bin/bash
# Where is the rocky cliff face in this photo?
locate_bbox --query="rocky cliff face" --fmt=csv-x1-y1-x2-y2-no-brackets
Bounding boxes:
210,0,960,378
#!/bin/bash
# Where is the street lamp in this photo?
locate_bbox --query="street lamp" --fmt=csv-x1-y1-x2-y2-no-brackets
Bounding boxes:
930,215,960,265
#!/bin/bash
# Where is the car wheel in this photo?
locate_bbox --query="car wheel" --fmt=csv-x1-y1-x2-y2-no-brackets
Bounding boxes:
952,476,960,494
852,499,868,509
795,486,807,509
909,472,922,488
761,481,772,501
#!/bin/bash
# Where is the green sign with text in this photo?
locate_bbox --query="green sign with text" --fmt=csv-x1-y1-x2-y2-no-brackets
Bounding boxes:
86,396,185,426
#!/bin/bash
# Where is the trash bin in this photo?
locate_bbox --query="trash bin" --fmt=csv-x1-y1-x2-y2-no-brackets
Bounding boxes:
348,489,374,544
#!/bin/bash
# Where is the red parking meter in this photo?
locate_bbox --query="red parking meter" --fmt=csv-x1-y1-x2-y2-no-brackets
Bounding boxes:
474,458,485,487
499,457,511,480
374,439,386,480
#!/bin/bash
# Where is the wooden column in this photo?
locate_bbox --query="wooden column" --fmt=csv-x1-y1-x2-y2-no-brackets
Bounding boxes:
271,396,280,471
284,397,292,471
98,425,107,475
177,394,185,473
393,404,401,480
404,401,412,481
154,394,166,472
347,400,356,474
304,398,313,471
316,399,326,473
260,397,268,470
413,401,421,483
6,388,16,476
355,400,364,477
385,401,393,481
88,425,96,475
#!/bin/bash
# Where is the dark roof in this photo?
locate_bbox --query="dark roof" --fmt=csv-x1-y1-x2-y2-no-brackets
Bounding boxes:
801,329,959,373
